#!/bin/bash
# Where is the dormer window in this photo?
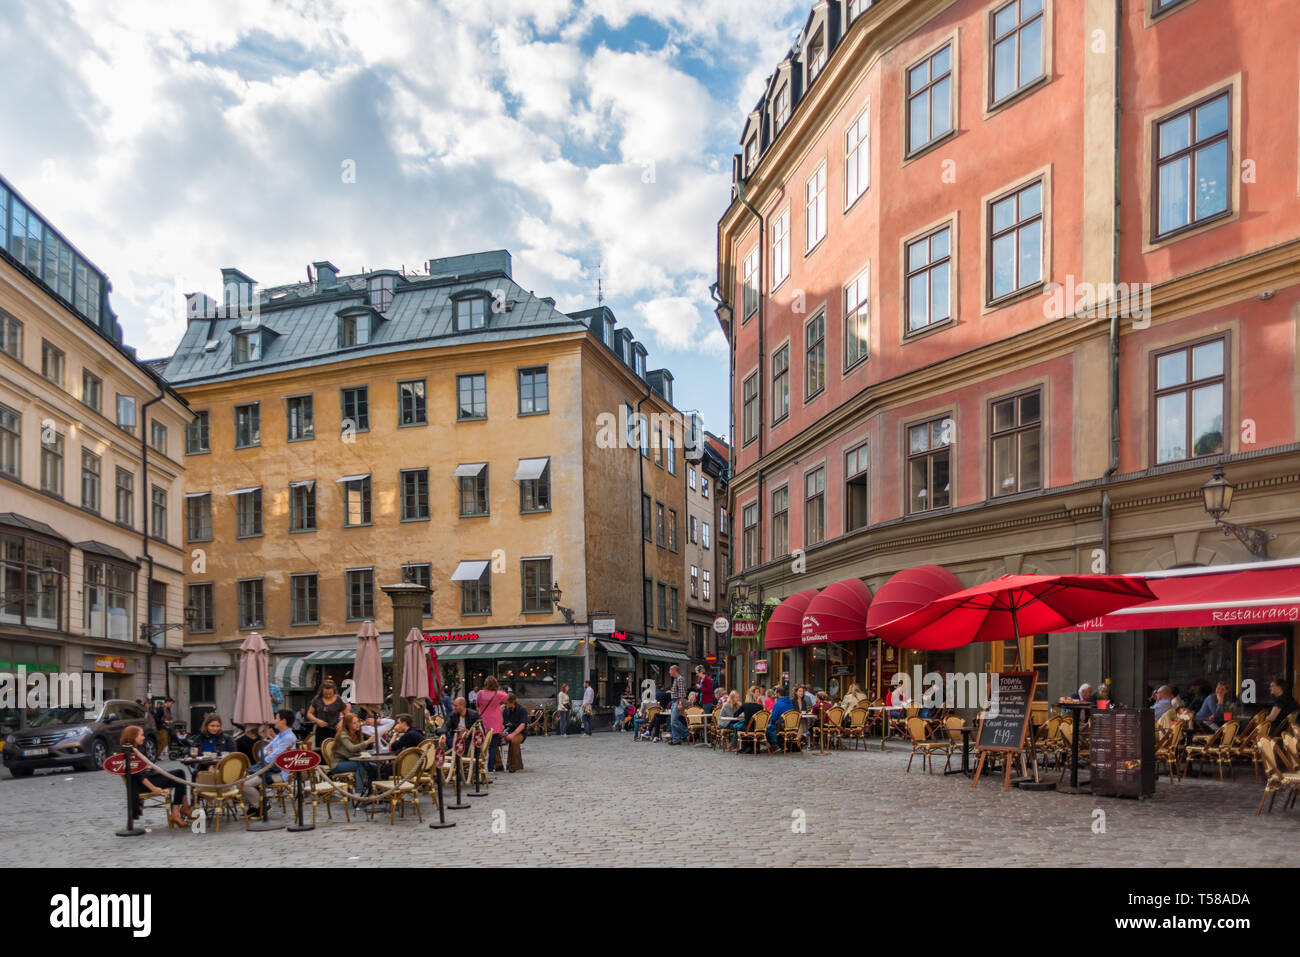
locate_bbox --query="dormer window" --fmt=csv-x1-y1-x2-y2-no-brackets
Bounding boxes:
368,275,395,312
339,314,369,347
744,137,759,176
774,85,791,133
604,316,615,346
632,345,647,379
234,330,261,363
454,296,487,332
807,30,826,83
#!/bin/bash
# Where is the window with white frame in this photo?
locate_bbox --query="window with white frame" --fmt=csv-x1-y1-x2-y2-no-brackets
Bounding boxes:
805,163,827,251
845,271,869,368
772,210,790,288
845,107,870,207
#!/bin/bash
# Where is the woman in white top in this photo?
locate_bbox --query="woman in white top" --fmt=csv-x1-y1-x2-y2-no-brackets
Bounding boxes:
556,684,572,737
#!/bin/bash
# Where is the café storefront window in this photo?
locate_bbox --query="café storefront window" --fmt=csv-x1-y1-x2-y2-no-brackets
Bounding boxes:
1,533,67,631
1142,625,1291,711
464,657,559,701
804,641,858,699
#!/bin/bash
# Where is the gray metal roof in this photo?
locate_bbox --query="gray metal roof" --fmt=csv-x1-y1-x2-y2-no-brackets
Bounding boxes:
161,252,592,386
0,513,69,543
73,540,138,564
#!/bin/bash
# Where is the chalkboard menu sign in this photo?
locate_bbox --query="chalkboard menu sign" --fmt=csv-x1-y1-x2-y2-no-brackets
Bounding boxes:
975,671,1036,752
1090,708,1156,797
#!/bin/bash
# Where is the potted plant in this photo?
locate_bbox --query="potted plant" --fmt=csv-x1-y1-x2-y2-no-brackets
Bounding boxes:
1095,680,1112,710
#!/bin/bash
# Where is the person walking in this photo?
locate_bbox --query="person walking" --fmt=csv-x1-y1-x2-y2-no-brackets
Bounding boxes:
696,666,716,715
556,684,572,737
580,680,595,737
667,664,688,745
307,680,350,748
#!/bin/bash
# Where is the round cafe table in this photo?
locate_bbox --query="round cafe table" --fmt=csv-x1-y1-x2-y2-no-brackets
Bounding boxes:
941,725,976,776
177,753,221,782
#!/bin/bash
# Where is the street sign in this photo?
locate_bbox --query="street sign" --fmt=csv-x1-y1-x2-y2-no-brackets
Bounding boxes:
102,753,147,775
754,661,769,674
592,618,616,634
712,615,729,634
705,654,717,664
274,749,321,773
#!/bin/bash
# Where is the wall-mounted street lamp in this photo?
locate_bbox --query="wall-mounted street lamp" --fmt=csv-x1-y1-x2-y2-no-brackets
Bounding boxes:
1200,465,1275,559
140,602,199,646
549,581,575,625
0,564,60,608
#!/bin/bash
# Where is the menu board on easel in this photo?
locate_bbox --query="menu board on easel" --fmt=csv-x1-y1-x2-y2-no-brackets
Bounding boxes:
972,671,1037,791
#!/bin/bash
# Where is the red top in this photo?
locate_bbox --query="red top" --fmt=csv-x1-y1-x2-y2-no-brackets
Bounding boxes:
700,676,714,704
475,689,507,734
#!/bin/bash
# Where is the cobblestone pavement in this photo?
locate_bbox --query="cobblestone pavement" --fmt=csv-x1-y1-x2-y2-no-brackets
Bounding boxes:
0,733,1292,866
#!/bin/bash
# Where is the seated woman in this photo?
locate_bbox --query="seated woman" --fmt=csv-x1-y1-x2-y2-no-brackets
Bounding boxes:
715,691,743,750
733,690,766,750
121,725,192,828
192,713,236,756
328,712,373,798
840,683,866,712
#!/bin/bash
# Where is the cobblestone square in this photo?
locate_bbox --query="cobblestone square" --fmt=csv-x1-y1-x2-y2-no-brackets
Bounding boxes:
1,734,1291,867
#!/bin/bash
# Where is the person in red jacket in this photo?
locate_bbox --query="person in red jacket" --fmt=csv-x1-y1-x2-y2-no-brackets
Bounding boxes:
695,666,716,715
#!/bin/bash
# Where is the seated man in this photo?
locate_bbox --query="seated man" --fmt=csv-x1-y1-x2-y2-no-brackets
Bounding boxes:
1150,685,1174,721
242,710,297,818
437,697,480,748
360,713,396,746
766,687,795,748
1195,682,1232,732
386,713,424,752
502,693,529,772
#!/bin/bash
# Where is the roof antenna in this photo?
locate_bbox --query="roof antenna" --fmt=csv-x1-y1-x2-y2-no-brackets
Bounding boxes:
597,262,604,308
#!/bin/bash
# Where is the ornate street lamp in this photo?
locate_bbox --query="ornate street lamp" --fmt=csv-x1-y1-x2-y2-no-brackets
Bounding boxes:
549,581,575,625
1200,465,1274,559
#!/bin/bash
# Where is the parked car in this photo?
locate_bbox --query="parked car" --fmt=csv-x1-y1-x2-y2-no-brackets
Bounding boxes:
2,700,158,777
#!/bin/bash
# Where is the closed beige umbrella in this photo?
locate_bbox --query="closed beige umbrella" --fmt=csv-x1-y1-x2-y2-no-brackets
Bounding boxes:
353,620,385,745
233,632,274,727
400,628,431,705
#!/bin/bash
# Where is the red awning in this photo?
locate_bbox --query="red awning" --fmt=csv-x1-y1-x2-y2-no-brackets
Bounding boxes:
1053,563,1300,632
864,564,963,634
765,589,820,649
801,579,873,645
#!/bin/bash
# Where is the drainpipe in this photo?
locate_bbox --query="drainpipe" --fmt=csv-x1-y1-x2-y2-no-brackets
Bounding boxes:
140,379,167,701
636,383,653,661
1100,0,1124,683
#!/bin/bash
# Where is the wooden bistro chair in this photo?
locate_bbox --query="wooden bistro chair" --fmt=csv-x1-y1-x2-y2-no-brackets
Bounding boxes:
458,726,493,787
370,747,424,824
1154,720,1185,782
683,707,707,745
1205,720,1241,780
1229,720,1267,781
201,751,249,832
1280,731,1300,771
818,707,846,752
776,709,803,754
1256,738,1300,815
306,766,350,826
637,705,662,741
737,711,771,756
906,716,950,774
413,740,442,815
842,707,870,750
941,716,967,773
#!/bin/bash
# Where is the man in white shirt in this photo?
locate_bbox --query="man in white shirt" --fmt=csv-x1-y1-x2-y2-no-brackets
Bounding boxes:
360,714,396,749
580,680,595,736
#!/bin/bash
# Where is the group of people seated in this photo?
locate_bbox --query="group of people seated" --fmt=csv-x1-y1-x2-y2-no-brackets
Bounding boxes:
1057,676,1298,739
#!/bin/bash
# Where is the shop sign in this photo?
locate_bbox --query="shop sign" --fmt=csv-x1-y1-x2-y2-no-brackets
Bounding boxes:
754,661,769,674
712,616,729,634
423,632,479,643
94,657,128,674
611,630,628,641
591,618,616,634
0,661,59,674
732,620,758,637
274,750,321,773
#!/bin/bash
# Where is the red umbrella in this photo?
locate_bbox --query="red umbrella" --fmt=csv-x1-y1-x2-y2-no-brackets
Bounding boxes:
864,565,963,634
764,589,820,649
870,574,1157,652
801,579,873,645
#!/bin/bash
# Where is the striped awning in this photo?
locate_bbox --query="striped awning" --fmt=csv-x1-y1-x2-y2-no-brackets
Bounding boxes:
630,645,691,664
596,639,634,662
434,638,581,660
304,648,395,665
170,667,224,677
270,657,314,691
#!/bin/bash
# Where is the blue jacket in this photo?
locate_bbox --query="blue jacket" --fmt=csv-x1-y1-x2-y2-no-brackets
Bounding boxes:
767,696,795,738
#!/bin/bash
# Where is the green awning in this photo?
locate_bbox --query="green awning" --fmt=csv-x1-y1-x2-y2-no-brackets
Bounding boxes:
304,648,395,665
434,638,581,660
170,667,224,677
596,639,634,662
270,657,314,691
630,645,691,664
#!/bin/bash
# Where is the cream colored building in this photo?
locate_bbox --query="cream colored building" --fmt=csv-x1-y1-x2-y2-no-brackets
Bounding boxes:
0,174,190,732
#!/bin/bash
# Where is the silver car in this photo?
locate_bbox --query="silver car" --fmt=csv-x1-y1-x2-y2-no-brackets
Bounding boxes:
2,700,159,777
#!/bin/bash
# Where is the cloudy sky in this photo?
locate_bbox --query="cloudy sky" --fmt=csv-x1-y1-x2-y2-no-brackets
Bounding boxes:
0,0,812,434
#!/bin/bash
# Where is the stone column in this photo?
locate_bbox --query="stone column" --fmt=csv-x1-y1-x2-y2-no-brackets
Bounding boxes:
381,581,432,720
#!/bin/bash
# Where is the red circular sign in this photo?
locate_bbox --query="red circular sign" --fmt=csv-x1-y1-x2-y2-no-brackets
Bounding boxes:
434,744,446,766
453,733,467,756
102,753,147,775
274,749,322,773
472,727,485,749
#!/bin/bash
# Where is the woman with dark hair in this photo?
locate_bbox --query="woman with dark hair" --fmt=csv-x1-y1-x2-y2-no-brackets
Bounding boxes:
329,711,373,798
307,679,350,748
120,725,192,828
1264,677,1298,737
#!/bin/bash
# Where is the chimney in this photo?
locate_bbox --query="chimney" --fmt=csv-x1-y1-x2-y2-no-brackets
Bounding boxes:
185,292,218,323
313,261,339,290
220,268,256,318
